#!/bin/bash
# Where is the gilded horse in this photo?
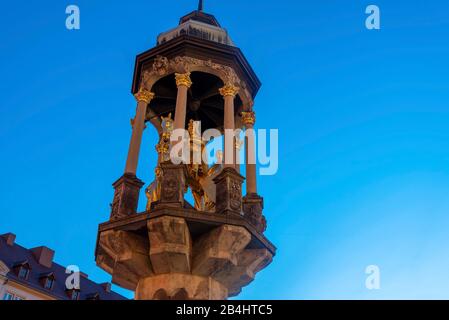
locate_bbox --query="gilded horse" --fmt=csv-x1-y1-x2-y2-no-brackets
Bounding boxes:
145,114,173,211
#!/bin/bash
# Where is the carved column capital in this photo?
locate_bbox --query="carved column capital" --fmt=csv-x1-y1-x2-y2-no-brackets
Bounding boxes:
175,72,193,88
241,111,256,127
219,83,240,97
134,88,155,104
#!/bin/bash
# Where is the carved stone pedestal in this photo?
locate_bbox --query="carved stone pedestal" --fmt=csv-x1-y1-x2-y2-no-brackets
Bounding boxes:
110,173,144,220
148,216,191,274
243,194,267,233
136,274,227,300
157,163,186,208
96,215,274,300
96,230,152,290
213,167,245,215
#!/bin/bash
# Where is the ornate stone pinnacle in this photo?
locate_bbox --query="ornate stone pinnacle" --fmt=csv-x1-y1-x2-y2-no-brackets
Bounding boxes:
175,72,193,88
241,111,256,126
134,88,155,104
219,83,240,97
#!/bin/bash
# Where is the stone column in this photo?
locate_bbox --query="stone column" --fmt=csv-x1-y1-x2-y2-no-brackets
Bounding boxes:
173,73,192,132
125,88,155,174
219,83,239,168
242,111,266,233
110,88,153,221
242,111,257,195
235,137,243,173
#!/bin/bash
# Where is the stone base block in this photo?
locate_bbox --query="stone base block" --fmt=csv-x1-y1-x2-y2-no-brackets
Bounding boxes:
224,249,273,297
96,215,274,299
148,216,192,274
135,274,227,300
96,230,153,291
110,174,144,220
243,194,267,233
193,225,251,278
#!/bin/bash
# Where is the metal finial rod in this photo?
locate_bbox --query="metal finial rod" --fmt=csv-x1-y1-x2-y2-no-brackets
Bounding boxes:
198,0,204,11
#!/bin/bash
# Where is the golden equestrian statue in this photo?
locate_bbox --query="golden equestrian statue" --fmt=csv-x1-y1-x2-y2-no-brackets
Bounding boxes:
145,114,173,211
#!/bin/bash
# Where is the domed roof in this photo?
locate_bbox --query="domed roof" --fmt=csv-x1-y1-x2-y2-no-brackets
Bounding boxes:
179,9,221,28
157,4,234,47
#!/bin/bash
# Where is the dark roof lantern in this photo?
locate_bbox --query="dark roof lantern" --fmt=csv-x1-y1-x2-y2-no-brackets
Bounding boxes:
179,10,221,27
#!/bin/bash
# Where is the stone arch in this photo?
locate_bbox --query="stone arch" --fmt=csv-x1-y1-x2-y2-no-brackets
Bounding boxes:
171,288,189,300
153,288,169,300
141,55,253,132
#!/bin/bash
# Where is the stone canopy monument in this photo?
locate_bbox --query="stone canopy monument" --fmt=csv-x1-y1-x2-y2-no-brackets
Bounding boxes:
95,2,276,300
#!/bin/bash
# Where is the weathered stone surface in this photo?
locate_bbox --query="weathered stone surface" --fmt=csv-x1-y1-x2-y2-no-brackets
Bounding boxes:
148,216,192,274
192,225,251,278
110,174,144,220
157,163,186,208
225,249,273,297
135,274,227,300
213,168,245,215
242,194,267,233
97,211,274,299
96,230,153,290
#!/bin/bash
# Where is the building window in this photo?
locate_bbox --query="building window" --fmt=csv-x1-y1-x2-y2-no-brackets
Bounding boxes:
14,261,31,280
44,277,54,290
3,292,25,301
3,293,14,300
67,289,80,300
40,273,55,290
18,266,30,280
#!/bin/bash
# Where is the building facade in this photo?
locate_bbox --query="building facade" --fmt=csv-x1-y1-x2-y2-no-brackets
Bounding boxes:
0,233,126,300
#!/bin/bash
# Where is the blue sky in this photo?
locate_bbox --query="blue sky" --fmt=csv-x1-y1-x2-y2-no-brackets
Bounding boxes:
1,0,449,299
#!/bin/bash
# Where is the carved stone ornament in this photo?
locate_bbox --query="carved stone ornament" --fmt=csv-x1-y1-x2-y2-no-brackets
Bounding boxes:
219,83,240,97
230,181,242,211
142,55,242,88
213,167,244,215
157,163,186,207
152,55,170,76
175,72,193,88
110,173,145,221
241,111,256,126
242,195,267,233
161,170,179,201
134,88,155,104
